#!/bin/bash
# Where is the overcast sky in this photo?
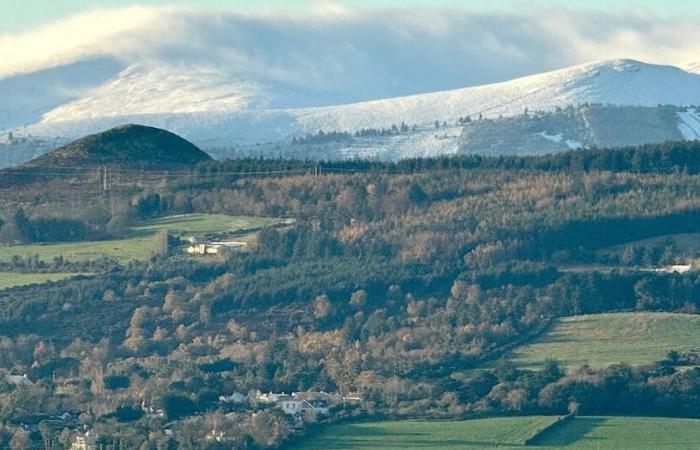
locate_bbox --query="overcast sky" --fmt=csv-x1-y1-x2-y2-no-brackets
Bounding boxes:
1,0,699,33
1,1,700,105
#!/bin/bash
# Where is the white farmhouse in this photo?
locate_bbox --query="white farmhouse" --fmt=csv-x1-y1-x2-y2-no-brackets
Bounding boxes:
257,392,290,404
187,241,247,255
279,399,330,416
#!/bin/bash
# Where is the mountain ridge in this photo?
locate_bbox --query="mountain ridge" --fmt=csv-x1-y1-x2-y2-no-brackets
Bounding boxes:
5,58,700,162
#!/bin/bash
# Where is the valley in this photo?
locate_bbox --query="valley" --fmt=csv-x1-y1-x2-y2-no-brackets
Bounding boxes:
1,130,700,447
5,3,700,448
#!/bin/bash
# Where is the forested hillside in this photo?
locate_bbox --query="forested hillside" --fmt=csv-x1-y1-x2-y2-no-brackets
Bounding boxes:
2,140,700,448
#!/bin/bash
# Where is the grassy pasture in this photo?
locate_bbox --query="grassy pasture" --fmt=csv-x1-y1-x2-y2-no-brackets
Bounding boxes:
293,416,700,449
289,416,559,450
531,416,700,449
0,272,87,290
0,213,288,263
508,312,700,370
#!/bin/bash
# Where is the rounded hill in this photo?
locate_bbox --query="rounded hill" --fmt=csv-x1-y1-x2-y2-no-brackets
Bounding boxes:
25,124,211,167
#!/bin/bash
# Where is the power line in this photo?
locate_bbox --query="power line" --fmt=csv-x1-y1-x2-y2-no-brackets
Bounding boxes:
0,162,506,200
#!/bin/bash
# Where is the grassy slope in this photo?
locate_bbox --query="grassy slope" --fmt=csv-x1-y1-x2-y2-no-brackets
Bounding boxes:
0,272,85,291
293,416,700,449
0,214,286,263
290,416,559,450
532,416,700,449
509,312,700,370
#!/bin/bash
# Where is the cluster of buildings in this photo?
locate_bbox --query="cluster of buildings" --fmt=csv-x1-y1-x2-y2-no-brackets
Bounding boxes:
257,391,332,416
63,390,360,448
219,390,361,418
186,239,247,256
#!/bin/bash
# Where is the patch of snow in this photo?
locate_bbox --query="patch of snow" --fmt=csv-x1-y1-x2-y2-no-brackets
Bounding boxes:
537,131,563,144
681,62,700,75
536,132,583,150
677,108,700,140
8,58,700,160
41,64,264,121
565,139,583,150
337,125,462,160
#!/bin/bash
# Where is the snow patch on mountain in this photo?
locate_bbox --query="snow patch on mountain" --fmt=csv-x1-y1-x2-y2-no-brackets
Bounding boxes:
565,139,583,150
285,59,700,134
7,58,700,162
538,132,563,144
681,62,700,74
21,59,700,142
41,64,266,122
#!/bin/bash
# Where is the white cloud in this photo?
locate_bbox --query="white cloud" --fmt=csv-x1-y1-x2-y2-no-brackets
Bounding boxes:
2,5,700,106
0,6,164,77
308,1,353,17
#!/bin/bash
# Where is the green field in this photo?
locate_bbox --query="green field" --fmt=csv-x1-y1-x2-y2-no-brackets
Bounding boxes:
130,214,286,238
531,416,700,449
0,214,288,263
290,416,559,450
293,416,700,449
509,312,700,370
0,272,87,290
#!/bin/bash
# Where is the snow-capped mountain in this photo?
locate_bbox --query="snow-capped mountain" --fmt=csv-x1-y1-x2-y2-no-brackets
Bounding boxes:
4,58,700,163
291,59,700,130
682,62,700,74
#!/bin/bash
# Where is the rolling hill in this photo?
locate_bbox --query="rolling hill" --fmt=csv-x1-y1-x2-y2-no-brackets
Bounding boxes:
0,124,211,201
22,124,211,167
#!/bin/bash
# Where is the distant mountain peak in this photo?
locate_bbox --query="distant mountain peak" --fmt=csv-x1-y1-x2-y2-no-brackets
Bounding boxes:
6,58,700,162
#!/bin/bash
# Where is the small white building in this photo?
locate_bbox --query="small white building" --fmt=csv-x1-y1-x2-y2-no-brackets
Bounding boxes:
292,391,344,402
279,399,329,416
669,264,692,274
187,241,247,256
257,392,290,404
141,399,164,418
5,373,31,386
219,392,246,404
654,264,693,274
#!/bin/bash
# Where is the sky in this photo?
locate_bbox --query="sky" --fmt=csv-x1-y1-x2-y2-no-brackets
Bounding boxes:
1,0,700,33
2,0,700,116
